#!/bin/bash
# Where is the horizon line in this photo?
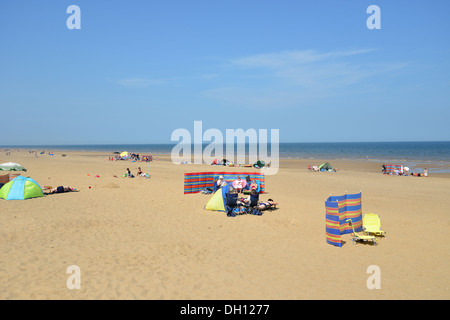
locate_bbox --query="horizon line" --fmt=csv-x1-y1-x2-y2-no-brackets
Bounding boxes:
1,140,450,147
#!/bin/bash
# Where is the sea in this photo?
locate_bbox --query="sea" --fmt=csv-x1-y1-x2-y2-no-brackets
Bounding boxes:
3,141,450,173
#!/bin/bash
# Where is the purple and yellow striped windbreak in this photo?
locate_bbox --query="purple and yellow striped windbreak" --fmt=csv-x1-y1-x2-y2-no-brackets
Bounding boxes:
184,172,265,194
325,192,362,247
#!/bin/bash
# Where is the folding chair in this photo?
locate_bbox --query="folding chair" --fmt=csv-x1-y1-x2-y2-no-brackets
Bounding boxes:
363,213,387,238
346,219,377,246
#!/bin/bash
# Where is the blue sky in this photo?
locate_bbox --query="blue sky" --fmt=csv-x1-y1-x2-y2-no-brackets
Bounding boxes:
1,0,449,145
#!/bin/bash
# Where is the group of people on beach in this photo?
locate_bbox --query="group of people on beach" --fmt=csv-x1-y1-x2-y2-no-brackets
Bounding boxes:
215,175,278,214
382,164,428,177
125,167,149,178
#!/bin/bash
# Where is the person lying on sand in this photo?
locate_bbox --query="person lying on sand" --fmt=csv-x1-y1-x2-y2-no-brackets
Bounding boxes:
44,186,76,194
233,197,278,215
256,199,278,211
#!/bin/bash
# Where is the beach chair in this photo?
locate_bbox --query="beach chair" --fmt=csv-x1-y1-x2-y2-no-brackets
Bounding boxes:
363,213,386,238
226,193,239,217
346,219,377,246
241,193,260,214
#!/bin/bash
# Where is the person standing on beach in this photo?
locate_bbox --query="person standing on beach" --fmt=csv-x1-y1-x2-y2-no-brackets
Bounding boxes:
424,168,428,177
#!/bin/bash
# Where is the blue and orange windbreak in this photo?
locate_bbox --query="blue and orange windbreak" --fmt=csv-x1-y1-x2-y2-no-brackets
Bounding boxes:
325,192,363,247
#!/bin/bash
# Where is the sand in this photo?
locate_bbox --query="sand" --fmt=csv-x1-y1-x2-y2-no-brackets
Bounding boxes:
1,150,449,300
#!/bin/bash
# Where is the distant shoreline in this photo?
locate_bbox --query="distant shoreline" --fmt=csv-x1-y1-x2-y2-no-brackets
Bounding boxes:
3,148,450,177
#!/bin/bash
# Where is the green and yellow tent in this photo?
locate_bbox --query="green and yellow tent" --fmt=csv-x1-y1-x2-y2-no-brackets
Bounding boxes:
319,162,334,171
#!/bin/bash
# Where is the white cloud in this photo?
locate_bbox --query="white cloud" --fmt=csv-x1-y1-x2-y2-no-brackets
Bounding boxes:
230,49,376,69
202,49,407,109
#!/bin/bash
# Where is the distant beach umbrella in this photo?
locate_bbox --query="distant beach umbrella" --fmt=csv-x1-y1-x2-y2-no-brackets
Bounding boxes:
0,162,27,172
120,151,128,157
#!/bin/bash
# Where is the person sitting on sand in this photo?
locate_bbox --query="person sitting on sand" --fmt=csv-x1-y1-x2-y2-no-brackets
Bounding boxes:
217,175,227,187
45,186,75,194
213,175,227,192
126,168,134,178
137,167,143,176
233,176,245,193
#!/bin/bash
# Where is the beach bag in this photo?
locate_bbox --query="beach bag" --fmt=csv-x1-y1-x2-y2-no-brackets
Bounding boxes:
227,211,236,217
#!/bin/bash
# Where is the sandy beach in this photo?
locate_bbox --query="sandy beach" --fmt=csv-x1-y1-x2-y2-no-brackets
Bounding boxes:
1,149,449,300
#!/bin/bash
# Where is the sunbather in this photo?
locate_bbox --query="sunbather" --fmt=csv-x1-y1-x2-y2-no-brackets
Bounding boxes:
250,180,259,191
256,199,278,211
45,186,75,194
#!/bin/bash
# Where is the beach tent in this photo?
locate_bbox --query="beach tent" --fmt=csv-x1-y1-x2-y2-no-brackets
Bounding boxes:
325,192,363,247
0,176,44,200
205,184,230,212
0,162,27,172
253,160,266,168
319,162,333,171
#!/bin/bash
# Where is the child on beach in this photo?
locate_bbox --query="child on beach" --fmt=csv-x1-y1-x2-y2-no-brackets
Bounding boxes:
126,168,134,178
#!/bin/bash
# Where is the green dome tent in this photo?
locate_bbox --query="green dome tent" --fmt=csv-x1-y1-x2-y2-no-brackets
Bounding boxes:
0,176,44,200
253,160,266,168
319,162,334,171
